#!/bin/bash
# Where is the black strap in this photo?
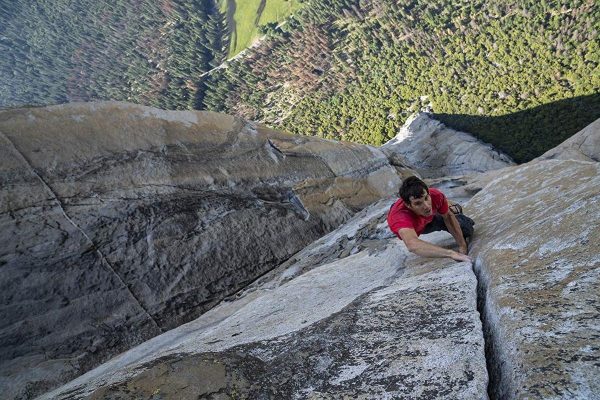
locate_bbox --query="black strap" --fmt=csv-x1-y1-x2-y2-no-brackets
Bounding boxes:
449,203,463,215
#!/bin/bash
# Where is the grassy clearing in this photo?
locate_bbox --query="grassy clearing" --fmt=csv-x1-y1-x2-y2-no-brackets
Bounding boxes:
223,0,303,57
257,0,302,25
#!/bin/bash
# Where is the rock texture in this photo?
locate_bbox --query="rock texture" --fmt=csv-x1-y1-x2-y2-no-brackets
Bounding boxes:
42,157,600,399
0,101,401,399
468,159,600,398
6,99,597,400
382,113,515,178
40,200,488,400
535,118,600,162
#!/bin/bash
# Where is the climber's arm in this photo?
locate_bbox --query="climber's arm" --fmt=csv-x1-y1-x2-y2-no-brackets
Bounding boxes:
398,228,471,262
440,211,468,254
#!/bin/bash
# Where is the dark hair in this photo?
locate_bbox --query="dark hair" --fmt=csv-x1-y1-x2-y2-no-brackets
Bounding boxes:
399,176,429,204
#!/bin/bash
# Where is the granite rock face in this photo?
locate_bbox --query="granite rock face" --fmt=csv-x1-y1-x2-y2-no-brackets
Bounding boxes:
6,100,597,400
382,113,515,178
41,200,488,400
535,118,600,162
43,157,600,399
468,159,600,399
0,101,401,399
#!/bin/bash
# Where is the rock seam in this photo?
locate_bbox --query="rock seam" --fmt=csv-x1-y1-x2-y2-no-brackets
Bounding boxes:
472,256,510,400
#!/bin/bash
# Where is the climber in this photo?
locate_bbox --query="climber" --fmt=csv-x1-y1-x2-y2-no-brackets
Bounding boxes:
387,176,474,263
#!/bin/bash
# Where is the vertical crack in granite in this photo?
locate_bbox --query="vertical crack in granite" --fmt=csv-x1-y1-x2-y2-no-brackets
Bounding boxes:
267,138,285,159
472,257,509,400
0,130,164,334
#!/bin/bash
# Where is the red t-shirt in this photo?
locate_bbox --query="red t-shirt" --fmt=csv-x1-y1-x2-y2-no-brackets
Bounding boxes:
387,187,449,240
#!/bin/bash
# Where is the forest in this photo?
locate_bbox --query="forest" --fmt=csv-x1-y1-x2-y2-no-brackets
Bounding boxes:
1,0,599,162
0,0,228,110
201,0,599,162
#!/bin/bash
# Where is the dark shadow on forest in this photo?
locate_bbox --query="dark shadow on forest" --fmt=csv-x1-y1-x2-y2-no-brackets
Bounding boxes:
431,93,600,164
255,0,267,27
226,0,237,52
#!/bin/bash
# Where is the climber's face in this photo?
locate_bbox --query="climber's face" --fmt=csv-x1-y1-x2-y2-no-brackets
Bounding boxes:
406,189,433,217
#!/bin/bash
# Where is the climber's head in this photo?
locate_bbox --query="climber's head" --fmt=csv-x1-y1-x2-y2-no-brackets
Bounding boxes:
399,176,432,217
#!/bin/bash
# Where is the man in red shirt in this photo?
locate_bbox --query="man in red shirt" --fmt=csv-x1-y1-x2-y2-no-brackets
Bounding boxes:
387,176,474,262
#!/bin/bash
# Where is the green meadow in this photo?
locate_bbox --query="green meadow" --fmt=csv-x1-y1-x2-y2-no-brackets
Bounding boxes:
221,0,303,57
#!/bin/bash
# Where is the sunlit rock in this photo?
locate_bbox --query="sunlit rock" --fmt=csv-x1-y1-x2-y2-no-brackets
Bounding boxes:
535,117,600,162
382,112,514,178
468,159,600,398
40,200,488,400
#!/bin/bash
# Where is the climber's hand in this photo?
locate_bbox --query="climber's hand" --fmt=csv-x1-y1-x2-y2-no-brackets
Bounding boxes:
451,251,472,263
